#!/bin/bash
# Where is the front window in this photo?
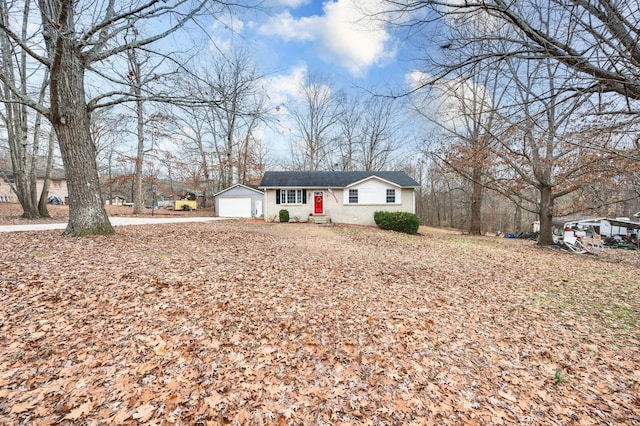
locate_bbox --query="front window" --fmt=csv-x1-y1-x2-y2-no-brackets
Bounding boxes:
349,189,358,204
280,189,303,204
386,189,396,203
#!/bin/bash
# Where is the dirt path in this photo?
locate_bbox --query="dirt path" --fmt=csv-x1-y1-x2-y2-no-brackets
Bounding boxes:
0,203,214,225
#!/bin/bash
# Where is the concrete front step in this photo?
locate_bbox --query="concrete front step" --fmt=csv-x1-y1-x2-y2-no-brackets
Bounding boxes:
310,215,331,224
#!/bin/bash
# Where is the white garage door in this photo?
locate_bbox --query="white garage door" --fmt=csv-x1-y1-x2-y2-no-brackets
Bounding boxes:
218,197,252,217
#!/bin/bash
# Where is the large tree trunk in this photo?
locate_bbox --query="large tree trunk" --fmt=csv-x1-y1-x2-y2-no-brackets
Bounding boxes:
538,185,554,246
469,166,483,235
14,169,39,218
196,138,213,207
9,119,39,219
514,204,522,232
43,0,113,235
133,96,145,215
37,129,55,217
130,51,144,215
55,115,114,235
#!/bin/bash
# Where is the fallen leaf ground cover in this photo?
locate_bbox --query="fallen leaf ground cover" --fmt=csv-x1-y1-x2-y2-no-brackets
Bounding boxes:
0,218,639,425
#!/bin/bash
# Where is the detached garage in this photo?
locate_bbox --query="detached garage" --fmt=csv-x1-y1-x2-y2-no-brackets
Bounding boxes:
213,184,264,218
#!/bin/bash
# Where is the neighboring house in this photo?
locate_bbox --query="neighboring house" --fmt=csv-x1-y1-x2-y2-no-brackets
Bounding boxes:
0,168,68,204
258,171,420,226
103,194,129,206
213,184,264,218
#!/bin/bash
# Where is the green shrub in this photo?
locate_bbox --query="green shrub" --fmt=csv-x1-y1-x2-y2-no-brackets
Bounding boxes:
279,209,290,223
374,211,420,234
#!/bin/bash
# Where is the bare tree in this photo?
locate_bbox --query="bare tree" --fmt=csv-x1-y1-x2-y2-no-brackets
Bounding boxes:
206,50,269,188
174,103,216,202
289,73,341,171
335,94,361,170
92,108,128,204
435,1,640,104
481,52,623,244
36,129,57,217
124,44,167,215
410,13,502,235
381,0,639,242
0,0,54,218
174,50,270,199
0,0,234,235
415,74,499,235
382,0,640,154
358,96,400,171
334,94,400,171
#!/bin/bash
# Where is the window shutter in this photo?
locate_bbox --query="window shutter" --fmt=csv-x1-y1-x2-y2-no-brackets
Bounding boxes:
276,189,280,204
302,190,307,204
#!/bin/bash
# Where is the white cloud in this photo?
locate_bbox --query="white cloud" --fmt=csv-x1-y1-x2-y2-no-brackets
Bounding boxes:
321,0,395,75
407,70,494,133
265,63,308,107
258,0,395,76
406,71,431,90
259,10,319,42
260,64,308,152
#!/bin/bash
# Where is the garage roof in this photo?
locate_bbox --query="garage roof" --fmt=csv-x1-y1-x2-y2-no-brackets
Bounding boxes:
213,184,264,197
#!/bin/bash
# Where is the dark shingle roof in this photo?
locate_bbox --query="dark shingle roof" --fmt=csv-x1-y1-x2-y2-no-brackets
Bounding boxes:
259,171,420,188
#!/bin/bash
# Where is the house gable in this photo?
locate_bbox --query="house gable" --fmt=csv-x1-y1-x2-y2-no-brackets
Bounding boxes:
345,175,401,189
344,176,402,205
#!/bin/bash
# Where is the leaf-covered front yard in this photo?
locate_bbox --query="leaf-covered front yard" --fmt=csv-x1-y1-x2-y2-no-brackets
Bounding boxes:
1,221,639,425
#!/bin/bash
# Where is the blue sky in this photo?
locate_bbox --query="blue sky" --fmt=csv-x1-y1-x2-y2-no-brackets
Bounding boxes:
210,0,415,94
257,0,399,78
199,0,426,161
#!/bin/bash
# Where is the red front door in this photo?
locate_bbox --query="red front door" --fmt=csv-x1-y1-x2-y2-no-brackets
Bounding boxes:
314,191,324,215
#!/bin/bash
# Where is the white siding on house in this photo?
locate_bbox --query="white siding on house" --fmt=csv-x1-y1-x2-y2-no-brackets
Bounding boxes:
334,188,414,226
264,189,310,222
264,186,415,226
343,178,401,205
